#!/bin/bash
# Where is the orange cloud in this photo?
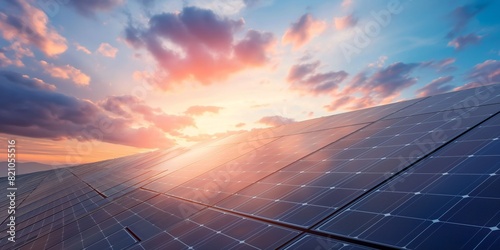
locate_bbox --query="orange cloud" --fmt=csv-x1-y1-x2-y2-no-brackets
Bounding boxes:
40,60,91,86
75,43,92,54
125,7,276,89
257,115,295,127
282,14,326,49
185,105,223,116
334,14,358,30
0,0,67,57
97,43,118,58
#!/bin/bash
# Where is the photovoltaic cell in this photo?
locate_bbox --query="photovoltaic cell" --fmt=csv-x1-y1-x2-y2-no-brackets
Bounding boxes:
215,105,498,227
166,124,366,205
282,234,374,250
317,111,500,249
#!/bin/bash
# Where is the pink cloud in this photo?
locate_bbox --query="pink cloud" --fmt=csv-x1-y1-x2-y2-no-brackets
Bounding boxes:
325,62,421,111
282,14,326,49
287,61,348,95
185,105,223,116
97,43,118,58
448,33,482,50
235,122,246,128
0,0,67,57
416,76,454,97
257,115,295,127
75,43,92,54
99,95,196,135
342,0,353,8
124,7,276,89
334,14,358,30
40,60,91,86
0,72,175,149
421,58,457,72
455,60,500,90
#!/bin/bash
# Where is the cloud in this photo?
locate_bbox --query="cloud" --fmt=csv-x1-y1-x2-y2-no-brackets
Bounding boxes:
368,55,388,68
0,0,67,57
66,0,125,17
0,42,34,67
421,58,457,72
0,71,175,148
235,122,246,128
40,60,91,86
99,95,196,135
74,43,92,54
257,115,295,127
124,7,276,90
447,2,488,38
282,14,326,49
447,33,482,50
0,49,23,67
97,43,118,58
185,105,223,116
325,62,421,111
342,0,353,8
466,59,500,85
287,61,348,95
334,14,358,30
416,76,454,97
184,0,248,15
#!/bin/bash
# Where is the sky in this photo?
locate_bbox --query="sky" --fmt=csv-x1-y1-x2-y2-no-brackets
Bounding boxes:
0,0,499,166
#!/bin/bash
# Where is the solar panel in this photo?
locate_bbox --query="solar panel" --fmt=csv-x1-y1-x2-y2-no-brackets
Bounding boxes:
215,104,498,228
316,111,500,249
2,83,500,249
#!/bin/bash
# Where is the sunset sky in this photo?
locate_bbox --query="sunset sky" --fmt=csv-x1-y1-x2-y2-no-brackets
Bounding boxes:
0,0,499,165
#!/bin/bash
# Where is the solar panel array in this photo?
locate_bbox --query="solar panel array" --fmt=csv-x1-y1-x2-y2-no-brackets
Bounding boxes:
1,83,500,249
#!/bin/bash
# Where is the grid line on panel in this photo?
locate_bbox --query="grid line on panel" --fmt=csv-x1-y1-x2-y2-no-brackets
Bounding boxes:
140,137,283,196
212,104,497,230
166,97,431,207
307,109,500,232
67,169,108,198
9,188,148,249
142,188,399,250
0,172,50,226
14,189,163,250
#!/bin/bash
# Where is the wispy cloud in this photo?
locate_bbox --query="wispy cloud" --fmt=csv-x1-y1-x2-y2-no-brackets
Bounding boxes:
185,105,223,116
334,14,358,30
39,60,91,86
97,43,118,58
447,33,482,50
282,14,326,49
287,60,348,95
326,62,421,111
257,115,295,127
75,43,92,54
416,76,454,97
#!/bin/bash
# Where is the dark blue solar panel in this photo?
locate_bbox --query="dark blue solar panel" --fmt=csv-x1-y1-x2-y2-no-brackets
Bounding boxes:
166,125,366,205
316,112,500,249
215,105,498,227
282,234,375,250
